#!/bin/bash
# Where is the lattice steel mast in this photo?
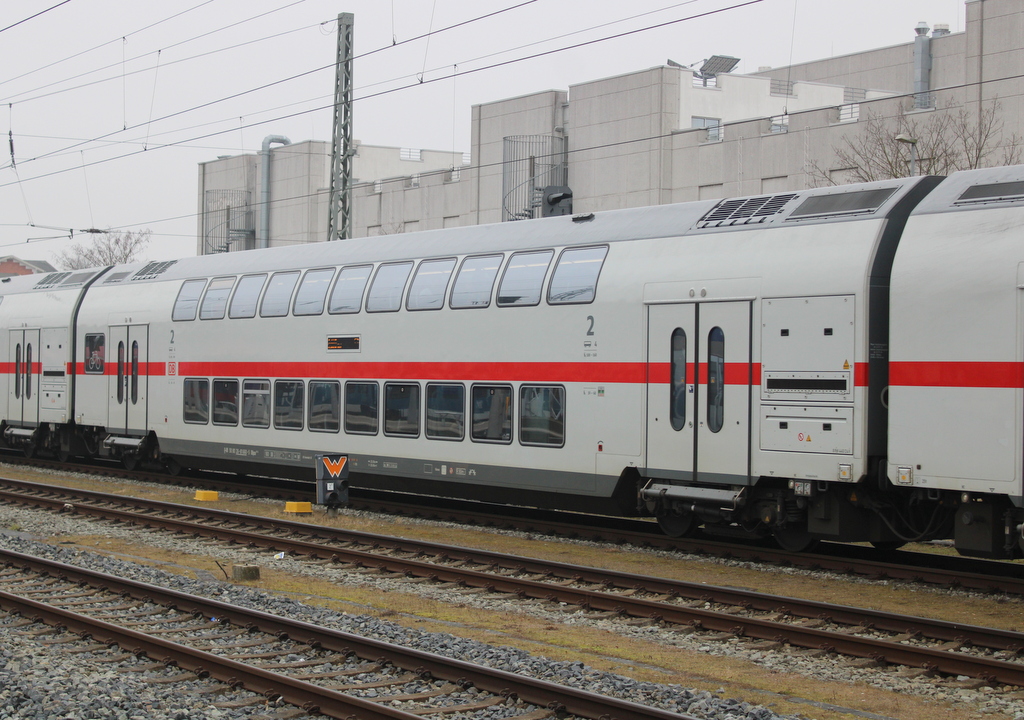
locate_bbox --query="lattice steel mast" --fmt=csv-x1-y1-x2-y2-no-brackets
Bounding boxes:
328,13,354,241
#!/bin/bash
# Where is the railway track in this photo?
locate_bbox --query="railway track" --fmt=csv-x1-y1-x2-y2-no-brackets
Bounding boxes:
5,454,1024,598
0,547,692,720
4,476,1024,688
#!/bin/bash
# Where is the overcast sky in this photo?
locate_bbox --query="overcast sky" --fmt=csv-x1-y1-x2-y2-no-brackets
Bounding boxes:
1,0,963,265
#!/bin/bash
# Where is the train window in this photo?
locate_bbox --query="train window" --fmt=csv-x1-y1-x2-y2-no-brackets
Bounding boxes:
308,381,341,433
345,382,379,434
293,268,335,316
228,274,267,319
519,385,565,447
384,383,420,437
328,265,372,314
497,250,554,307
199,276,236,320
426,383,465,440
450,254,502,309
84,334,105,374
13,343,20,400
547,246,608,305
471,385,512,443
407,258,456,311
212,379,239,426
273,380,304,430
707,327,725,433
116,341,124,405
24,343,32,401
670,329,686,431
183,379,209,424
367,262,414,312
172,279,207,321
242,380,271,428
260,271,300,318
130,340,139,404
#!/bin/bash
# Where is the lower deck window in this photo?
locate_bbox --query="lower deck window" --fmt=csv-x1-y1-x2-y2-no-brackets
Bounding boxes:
519,385,565,447
308,381,341,432
274,380,304,430
471,385,512,443
345,382,379,434
385,383,420,437
242,379,271,428
426,383,465,440
183,379,209,424
212,379,238,425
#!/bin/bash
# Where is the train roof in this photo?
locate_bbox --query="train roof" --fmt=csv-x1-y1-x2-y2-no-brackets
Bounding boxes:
0,174,930,295
909,164,1024,216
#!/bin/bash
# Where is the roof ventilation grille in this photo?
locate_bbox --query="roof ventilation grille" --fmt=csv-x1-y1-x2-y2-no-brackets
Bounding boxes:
131,260,177,281
34,272,72,289
698,193,797,228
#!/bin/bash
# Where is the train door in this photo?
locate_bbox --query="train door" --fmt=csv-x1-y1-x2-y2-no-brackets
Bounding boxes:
7,329,40,426
107,325,149,435
646,302,751,484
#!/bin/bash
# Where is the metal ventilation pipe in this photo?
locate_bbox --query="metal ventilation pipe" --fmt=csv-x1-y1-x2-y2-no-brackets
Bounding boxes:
913,22,932,109
259,135,291,249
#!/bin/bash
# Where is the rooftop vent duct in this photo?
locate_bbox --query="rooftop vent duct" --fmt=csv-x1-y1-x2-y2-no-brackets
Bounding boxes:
259,135,291,249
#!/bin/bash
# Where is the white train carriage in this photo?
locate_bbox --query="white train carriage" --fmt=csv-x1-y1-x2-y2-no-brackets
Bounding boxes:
889,165,1024,557
0,268,108,457
10,168,1019,554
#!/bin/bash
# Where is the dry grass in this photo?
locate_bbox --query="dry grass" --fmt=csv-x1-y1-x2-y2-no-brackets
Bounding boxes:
9,466,1024,720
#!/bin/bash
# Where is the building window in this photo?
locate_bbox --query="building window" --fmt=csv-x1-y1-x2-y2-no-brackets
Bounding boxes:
308,381,341,433
212,379,239,426
426,383,465,440
384,383,420,437
519,385,565,447
471,385,512,443
274,380,304,430
183,379,209,424
345,382,379,434
692,116,722,141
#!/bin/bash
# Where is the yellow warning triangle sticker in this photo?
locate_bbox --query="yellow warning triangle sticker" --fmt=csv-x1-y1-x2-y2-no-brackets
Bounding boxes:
806,435,812,442
843,359,850,370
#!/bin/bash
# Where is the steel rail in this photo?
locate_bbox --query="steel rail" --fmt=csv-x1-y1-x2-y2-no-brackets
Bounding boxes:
2,480,1023,653
0,548,696,720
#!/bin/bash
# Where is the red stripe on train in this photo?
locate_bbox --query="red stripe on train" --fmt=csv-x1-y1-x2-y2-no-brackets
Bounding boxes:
889,361,1024,388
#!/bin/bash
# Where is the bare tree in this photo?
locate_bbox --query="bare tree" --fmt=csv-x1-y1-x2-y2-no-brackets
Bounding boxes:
54,230,151,270
807,99,1023,186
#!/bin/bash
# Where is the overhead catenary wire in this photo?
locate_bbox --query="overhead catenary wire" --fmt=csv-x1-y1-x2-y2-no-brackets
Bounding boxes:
0,0,73,35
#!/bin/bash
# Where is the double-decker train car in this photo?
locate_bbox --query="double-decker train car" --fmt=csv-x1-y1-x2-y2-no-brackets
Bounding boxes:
2,164,1024,557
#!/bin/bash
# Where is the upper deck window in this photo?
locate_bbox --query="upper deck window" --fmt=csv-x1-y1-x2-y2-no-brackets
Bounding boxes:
228,274,267,319
450,254,502,309
199,277,235,320
366,262,413,312
497,250,553,307
293,268,335,316
788,187,896,219
547,246,608,305
407,258,456,311
329,265,372,314
260,271,300,318
172,279,208,321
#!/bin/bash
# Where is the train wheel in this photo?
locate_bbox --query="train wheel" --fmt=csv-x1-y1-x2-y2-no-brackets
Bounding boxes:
773,525,819,553
656,510,697,538
56,448,70,463
122,455,138,471
23,445,35,459
164,457,181,476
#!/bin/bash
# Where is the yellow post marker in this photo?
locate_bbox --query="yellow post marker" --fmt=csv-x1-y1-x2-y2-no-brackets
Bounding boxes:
194,490,219,501
284,501,313,515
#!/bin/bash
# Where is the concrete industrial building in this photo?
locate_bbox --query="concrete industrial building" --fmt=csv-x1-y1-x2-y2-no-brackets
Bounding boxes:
197,0,1020,252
